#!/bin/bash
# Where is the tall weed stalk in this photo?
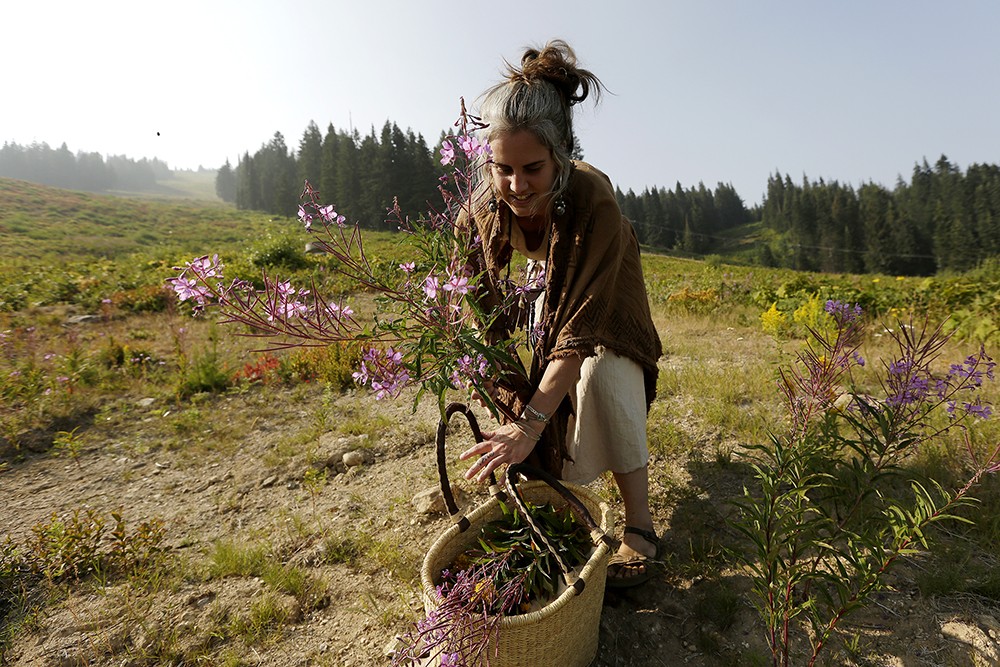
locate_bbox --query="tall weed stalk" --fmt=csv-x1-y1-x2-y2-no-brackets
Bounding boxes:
734,301,997,666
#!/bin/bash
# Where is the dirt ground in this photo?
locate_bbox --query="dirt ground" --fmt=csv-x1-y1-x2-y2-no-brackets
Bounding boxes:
3,380,1000,666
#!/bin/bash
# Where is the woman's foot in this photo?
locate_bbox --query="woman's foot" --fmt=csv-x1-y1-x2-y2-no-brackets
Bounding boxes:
606,526,658,588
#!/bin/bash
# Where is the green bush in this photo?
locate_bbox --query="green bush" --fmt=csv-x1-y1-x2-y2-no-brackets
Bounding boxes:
248,231,309,270
178,348,231,397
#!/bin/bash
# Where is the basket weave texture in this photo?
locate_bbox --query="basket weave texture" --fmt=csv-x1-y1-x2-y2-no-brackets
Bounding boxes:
420,479,613,667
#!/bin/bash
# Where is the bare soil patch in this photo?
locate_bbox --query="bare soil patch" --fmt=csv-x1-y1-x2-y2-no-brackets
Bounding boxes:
3,380,1000,666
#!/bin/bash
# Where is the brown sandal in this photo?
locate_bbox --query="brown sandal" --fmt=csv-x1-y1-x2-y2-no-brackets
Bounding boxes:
606,526,659,589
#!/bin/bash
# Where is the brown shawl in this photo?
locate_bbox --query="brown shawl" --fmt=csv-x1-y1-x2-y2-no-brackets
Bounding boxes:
469,161,663,476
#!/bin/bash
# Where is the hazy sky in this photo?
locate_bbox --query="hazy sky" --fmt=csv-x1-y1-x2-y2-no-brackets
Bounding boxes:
3,1,998,204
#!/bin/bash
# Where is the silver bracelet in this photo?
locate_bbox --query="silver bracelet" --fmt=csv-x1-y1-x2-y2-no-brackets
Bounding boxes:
512,420,542,441
521,404,551,424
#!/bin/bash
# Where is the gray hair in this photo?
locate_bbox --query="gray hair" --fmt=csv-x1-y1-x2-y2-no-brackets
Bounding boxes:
475,41,603,205
478,79,574,199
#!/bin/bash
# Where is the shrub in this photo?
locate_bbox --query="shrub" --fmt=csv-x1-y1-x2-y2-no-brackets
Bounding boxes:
178,348,231,397
248,231,310,271
735,302,997,666
19,509,165,581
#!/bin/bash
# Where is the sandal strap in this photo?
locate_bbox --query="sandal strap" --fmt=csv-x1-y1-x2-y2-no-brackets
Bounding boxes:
624,525,658,546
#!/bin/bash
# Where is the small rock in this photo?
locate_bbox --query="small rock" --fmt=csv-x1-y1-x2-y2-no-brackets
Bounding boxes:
412,484,465,515
137,397,156,408
261,475,278,488
65,314,99,325
384,635,404,657
343,450,365,467
194,475,222,492
186,591,215,607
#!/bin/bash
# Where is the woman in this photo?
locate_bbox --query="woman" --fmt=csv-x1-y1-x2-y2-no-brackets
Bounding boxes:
457,40,664,588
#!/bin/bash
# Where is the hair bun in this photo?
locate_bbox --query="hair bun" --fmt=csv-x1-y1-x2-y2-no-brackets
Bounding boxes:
508,40,602,106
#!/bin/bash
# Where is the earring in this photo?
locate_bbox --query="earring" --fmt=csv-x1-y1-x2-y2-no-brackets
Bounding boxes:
553,198,566,216
488,197,499,213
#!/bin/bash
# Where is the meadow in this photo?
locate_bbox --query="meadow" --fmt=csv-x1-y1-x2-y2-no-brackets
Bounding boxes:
1,177,999,666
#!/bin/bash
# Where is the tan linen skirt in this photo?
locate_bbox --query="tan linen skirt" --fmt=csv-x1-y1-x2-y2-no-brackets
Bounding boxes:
561,347,649,484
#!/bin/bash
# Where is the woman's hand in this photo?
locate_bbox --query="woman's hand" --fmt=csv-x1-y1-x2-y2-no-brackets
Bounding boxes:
459,421,538,484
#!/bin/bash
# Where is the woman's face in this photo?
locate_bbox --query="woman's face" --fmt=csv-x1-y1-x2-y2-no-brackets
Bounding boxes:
489,130,557,218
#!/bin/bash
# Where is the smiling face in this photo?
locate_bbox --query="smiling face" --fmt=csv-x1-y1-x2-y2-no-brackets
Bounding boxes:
489,130,558,219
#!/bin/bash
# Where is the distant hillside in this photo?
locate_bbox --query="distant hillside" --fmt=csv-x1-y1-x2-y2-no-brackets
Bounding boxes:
0,178,276,262
0,141,222,202
108,169,222,202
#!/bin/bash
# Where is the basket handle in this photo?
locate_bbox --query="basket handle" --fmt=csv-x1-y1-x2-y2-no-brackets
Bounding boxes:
505,462,619,594
435,402,508,532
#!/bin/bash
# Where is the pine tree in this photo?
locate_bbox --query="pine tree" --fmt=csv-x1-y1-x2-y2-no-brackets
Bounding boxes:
319,124,341,205
335,130,361,222
859,182,893,273
215,159,237,203
296,121,323,195
235,152,258,210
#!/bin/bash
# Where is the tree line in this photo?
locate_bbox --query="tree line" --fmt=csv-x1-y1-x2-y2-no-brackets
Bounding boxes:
6,125,996,276
759,156,1000,274
0,141,172,192
218,120,442,230
616,182,754,253
223,119,763,257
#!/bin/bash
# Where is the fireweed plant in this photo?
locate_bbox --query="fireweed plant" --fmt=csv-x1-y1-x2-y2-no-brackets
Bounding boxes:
394,550,527,667
168,104,530,417
734,300,997,667
392,498,593,667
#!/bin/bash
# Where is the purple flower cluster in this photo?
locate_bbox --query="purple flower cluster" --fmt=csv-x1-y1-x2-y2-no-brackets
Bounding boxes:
824,299,863,325
353,347,411,400
439,134,491,166
450,353,489,390
884,346,995,420
266,280,310,322
167,254,224,313
297,200,346,231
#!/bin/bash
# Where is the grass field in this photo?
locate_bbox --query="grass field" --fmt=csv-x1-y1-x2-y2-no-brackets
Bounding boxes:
1,177,999,665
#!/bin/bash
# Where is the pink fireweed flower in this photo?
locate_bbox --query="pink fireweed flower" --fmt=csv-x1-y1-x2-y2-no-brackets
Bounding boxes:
318,204,346,226
167,277,211,307
189,254,223,279
459,134,490,159
284,300,309,319
353,347,410,400
326,301,354,320
442,273,469,295
423,275,440,300
298,205,314,230
450,353,489,389
275,281,297,300
439,140,456,166
352,362,369,386
530,322,546,347
400,262,415,273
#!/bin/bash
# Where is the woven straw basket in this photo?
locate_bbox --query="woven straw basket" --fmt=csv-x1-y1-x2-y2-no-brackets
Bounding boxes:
419,403,615,667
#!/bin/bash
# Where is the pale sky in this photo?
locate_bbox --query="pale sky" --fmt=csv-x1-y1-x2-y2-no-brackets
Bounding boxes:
2,1,998,204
